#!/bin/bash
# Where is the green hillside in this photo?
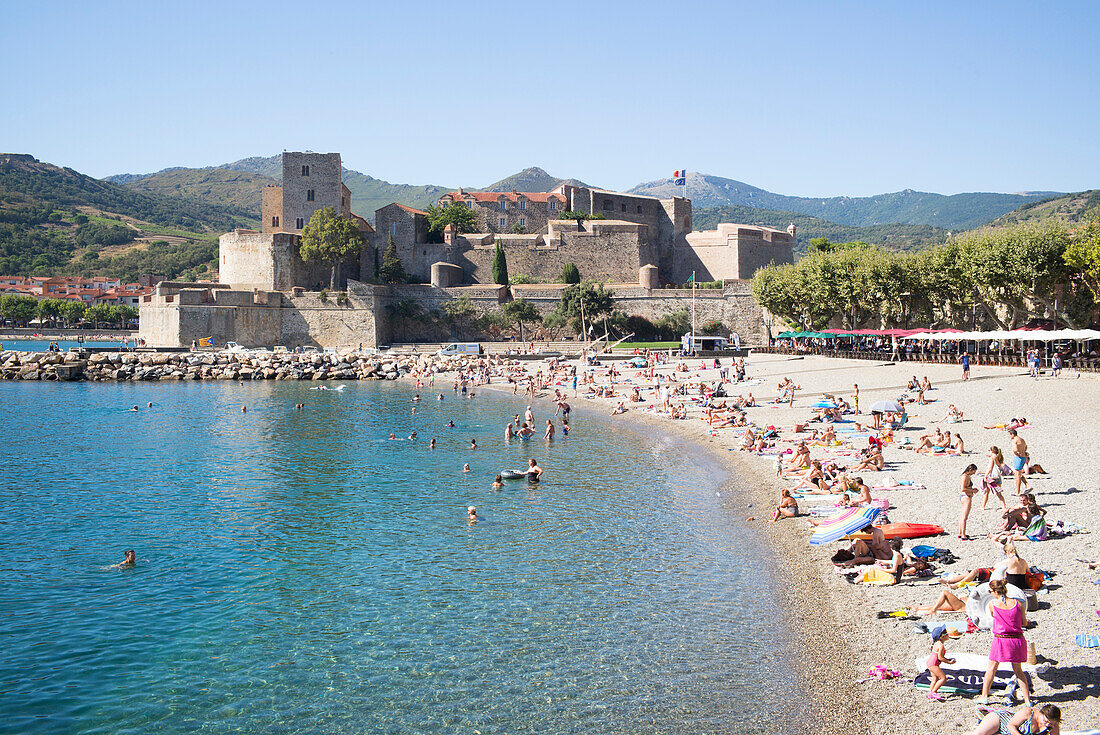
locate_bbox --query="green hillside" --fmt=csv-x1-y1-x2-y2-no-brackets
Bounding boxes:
482,166,590,192
630,172,1057,230
990,190,1100,227
0,154,232,279
123,168,277,215
693,205,950,254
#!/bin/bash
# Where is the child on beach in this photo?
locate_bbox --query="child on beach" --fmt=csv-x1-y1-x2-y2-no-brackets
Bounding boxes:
925,625,955,701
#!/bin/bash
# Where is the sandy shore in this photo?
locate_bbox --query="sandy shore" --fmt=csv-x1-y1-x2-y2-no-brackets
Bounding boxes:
458,352,1099,733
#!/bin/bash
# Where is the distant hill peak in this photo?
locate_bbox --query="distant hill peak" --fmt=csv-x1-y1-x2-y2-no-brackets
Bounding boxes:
482,166,590,192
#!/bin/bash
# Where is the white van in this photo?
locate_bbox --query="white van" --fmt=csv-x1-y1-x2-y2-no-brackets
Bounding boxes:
437,343,483,356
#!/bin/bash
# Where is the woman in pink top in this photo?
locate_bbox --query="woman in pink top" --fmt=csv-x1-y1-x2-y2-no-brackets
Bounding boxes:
975,579,1031,706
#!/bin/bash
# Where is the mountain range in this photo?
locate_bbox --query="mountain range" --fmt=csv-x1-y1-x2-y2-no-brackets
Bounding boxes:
628,172,1058,231
107,158,1061,233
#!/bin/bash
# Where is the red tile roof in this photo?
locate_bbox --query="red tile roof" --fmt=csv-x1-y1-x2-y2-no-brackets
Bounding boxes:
440,191,565,204
395,203,427,215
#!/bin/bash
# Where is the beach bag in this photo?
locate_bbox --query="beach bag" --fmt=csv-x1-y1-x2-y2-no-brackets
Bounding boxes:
1024,517,1048,541
870,499,890,511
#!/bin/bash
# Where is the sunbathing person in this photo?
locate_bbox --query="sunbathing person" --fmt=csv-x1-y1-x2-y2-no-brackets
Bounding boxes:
787,460,831,493
991,498,1047,543
939,404,964,423
771,489,799,521
783,442,811,471
910,588,969,615
843,476,873,507
983,417,1027,430
851,447,885,472
921,376,933,391
836,524,892,567
914,428,943,453
739,428,758,450
945,432,965,455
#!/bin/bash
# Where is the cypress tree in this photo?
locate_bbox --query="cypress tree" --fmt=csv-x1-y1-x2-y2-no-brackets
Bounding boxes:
491,240,509,285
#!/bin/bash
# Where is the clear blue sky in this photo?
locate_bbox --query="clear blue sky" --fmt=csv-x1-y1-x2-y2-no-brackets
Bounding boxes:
2,0,1097,196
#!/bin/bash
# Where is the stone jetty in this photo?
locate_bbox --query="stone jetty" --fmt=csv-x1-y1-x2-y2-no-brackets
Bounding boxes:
0,350,473,382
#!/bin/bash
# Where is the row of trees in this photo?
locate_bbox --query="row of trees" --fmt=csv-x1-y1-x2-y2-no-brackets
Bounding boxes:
0,295,137,327
752,217,1100,330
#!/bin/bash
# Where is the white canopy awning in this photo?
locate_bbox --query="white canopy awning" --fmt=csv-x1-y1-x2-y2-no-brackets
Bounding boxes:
903,329,1100,342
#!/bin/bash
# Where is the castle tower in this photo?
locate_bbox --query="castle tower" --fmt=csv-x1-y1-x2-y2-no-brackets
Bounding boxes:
279,152,345,233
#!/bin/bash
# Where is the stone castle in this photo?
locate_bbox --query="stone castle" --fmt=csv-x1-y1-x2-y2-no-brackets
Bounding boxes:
139,152,793,349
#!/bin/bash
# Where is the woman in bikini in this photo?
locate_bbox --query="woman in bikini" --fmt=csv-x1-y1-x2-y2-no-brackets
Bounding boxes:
787,460,830,494
981,446,1009,511
963,703,1060,735
959,463,979,540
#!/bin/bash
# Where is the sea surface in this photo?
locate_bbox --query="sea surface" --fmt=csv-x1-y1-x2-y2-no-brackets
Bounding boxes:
0,380,803,734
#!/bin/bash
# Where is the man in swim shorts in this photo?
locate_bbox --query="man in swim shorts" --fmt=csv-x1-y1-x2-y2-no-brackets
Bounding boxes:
1008,429,1028,496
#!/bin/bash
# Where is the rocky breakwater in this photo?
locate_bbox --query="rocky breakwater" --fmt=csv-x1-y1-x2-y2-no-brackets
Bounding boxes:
0,350,475,382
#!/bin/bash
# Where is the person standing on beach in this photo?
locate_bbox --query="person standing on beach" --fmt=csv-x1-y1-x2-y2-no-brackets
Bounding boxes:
852,383,859,414
975,579,1031,707
1008,429,1028,496
961,351,971,380
959,464,978,540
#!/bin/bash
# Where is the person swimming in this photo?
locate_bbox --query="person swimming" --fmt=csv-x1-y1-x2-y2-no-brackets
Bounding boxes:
463,463,471,472
467,506,478,520
492,475,504,490
446,420,455,428
107,550,137,569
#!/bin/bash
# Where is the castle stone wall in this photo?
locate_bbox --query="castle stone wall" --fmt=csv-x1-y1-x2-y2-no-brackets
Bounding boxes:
220,230,360,292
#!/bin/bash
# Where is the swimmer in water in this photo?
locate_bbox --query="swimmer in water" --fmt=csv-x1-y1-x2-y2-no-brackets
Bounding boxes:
389,433,397,440
470,438,478,449
467,506,478,520
241,405,247,413
446,420,455,428
429,438,436,449
409,431,417,440
146,402,153,408
413,394,421,402
438,394,444,401
526,458,543,483
463,463,471,473
107,549,137,569
129,405,139,411
493,474,504,490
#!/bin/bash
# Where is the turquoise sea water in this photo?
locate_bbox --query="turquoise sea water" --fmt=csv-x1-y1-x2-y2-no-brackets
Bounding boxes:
0,381,803,734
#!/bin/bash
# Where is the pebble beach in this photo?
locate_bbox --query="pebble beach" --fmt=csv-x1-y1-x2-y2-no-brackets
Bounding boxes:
465,351,1100,733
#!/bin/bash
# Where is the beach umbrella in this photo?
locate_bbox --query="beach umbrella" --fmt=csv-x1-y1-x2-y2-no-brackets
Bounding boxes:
808,506,881,546
869,400,902,413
